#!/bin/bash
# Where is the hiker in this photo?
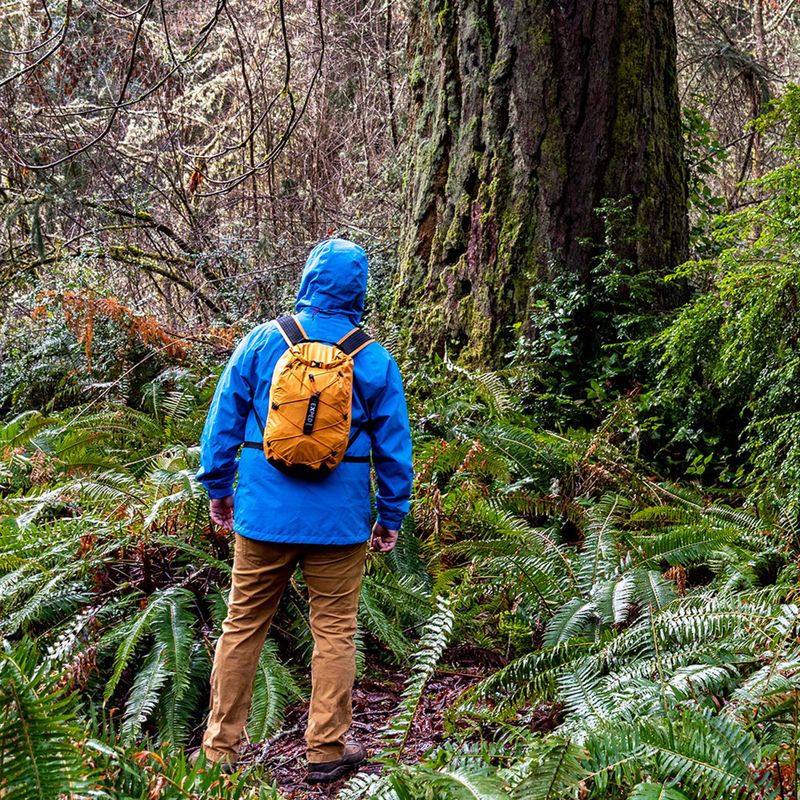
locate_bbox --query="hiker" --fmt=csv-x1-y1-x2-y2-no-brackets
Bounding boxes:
195,239,413,784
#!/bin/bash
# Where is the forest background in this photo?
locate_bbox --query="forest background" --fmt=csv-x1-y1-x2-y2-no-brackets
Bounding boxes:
2,0,800,798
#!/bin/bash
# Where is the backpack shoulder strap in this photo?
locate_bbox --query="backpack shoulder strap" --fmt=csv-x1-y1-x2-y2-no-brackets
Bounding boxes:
275,315,308,347
337,327,374,357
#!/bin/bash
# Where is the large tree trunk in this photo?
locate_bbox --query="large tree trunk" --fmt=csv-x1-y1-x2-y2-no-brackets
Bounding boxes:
398,0,689,365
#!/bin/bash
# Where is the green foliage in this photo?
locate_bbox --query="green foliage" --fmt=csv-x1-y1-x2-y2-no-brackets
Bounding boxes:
95,740,285,799
0,639,91,800
247,639,303,741
379,595,455,759
4,377,799,797
0,286,191,417
510,739,589,799
0,377,301,785
646,85,800,500
4,201,800,798
0,310,83,415
507,199,678,431
682,105,728,255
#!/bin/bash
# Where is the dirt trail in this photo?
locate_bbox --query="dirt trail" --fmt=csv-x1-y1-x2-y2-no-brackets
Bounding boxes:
240,651,496,798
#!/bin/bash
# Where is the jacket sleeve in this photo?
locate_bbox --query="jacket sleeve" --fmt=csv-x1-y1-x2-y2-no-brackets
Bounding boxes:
195,330,260,499
369,355,413,530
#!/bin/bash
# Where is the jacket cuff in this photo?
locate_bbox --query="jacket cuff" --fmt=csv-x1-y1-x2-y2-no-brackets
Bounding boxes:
377,512,405,531
206,486,234,499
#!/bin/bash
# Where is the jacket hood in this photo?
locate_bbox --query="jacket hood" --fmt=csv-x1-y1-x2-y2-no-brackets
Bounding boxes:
295,239,368,322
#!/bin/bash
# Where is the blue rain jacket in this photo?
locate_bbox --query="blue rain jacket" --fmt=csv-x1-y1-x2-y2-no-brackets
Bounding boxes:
195,239,413,545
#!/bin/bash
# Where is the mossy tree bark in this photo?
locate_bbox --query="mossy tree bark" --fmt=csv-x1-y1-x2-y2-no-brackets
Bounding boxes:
398,0,689,365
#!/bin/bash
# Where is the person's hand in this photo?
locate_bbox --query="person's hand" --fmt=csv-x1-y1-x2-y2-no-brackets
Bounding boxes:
210,496,234,530
371,522,398,553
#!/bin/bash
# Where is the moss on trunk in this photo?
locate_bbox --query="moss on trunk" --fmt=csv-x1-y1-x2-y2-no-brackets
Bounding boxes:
398,0,689,366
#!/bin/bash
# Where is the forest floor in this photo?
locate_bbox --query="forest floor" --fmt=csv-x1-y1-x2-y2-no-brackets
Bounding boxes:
236,646,557,798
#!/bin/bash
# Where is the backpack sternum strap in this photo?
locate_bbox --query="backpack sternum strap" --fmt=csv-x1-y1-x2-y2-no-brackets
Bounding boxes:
337,327,373,356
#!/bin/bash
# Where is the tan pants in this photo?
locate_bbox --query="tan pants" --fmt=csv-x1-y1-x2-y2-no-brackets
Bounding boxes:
202,533,368,763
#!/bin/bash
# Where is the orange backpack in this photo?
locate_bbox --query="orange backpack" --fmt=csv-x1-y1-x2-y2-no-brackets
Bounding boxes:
252,316,374,476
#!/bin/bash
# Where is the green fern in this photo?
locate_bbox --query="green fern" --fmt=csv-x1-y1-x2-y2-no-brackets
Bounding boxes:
627,782,690,800
641,710,769,799
120,643,169,741
0,639,92,800
415,762,509,799
380,595,455,759
359,577,412,660
246,639,303,741
105,587,194,701
338,771,401,799
510,738,588,800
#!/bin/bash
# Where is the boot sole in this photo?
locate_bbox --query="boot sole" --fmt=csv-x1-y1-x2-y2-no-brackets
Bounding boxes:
307,756,366,784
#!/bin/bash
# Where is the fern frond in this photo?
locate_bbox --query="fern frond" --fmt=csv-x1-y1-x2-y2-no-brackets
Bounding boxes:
510,738,588,799
443,358,517,416
476,423,574,485
337,772,401,799
361,568,431,625
662,663,738,702
657,597,796,651
359,578,412,660
418,763,509,799
577,495,624,590
455,500,537,542
158,644,209,746
3,578,89,636
104,588,180,700
142,467,205,529
0,639,92,800
153,588,202,745
161,387,198,424
120,643,169,742
246,639,302,742
627,781,690,800
642,711,768,799
543,599,599,646
473,553,573,613
154,588,194,702
557,659,614,731
633,569,677,613
728,655,800,722
462,644,592,714
0,410,52,449
380,595,455,759
630,525,738,569
592,574,636,626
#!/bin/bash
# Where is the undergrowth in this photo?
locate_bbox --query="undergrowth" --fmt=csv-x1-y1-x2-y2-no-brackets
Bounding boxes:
4,91,800,793
2,353,799,798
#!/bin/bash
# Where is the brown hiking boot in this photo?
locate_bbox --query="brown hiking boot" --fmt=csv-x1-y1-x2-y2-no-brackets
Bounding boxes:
306,742,367,784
